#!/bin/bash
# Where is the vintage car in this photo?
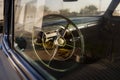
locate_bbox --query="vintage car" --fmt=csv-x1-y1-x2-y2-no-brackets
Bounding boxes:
1,0,120,80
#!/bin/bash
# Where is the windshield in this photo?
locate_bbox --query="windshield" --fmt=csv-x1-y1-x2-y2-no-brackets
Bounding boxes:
15,0,112,32
14,0,112,79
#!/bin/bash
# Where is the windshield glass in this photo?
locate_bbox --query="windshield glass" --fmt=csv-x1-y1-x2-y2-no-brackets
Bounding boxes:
113,3,120,16
14,0,112,79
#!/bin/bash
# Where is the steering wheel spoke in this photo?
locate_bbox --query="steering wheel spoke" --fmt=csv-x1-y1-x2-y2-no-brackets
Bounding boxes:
48,45,59,66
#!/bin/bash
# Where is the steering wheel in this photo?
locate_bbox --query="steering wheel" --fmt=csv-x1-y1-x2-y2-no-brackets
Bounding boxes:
32,14,85,72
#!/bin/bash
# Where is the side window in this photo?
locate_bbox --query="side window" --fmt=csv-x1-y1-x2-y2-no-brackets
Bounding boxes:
113,4,120,16
14,0,113,79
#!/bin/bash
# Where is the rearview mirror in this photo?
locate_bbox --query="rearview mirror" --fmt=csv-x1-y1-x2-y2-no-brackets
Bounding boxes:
63,0,78,2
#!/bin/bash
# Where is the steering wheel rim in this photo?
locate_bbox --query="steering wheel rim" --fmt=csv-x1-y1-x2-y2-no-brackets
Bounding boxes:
32,14,85,72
